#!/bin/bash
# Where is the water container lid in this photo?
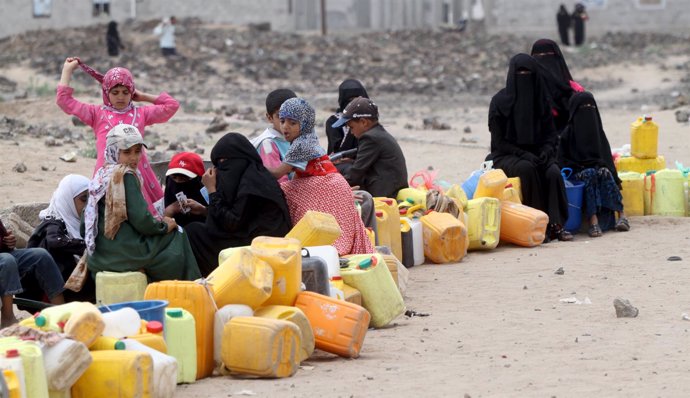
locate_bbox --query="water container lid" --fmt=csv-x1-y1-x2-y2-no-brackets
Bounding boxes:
147,321,164,333
358,257,373,269
375,211,383,217
167,309,183,318
34,315,46,327
5,349,19,358
114,341,125,350
644,116,652,121
406,198,414,204
330,276,343,281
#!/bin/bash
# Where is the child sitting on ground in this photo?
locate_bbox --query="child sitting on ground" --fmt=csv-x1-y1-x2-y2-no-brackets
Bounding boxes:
163,152,208,227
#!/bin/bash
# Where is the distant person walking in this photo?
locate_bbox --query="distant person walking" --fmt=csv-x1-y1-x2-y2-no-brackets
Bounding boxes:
106,21,124,57
556,4,571,46
153,16,177,56
572,3,589,46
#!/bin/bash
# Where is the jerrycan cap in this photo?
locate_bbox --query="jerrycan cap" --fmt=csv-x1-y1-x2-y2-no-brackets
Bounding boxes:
114,340,125,350
375,211,384,217
644,115,652,121
406,198,415,204
34,315,46,327
167,309,183,318
5,349,19,358
147,321,164,334
330,276,343,281
358,258,372,269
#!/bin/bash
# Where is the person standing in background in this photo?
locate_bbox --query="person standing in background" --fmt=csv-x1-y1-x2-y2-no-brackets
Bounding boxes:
556,5,571,47
106,21,125,57
154,16,178,57
572,3,589,46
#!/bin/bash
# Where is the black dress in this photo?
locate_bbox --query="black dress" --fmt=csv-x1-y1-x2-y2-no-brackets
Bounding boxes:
163,175,207,227
572,4,588,46
486,54,569,226
531,38,576,132
106,21,123,57
556,6,571,46
185,133,292,276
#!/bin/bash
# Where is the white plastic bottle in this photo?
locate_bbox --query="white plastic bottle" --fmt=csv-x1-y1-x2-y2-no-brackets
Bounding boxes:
213,304,253,369
0,349,27,398
101,307,142,338
122,339,178,398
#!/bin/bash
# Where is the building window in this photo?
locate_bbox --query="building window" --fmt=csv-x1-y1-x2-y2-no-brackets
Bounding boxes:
33,0,52,17
581,0,607,9
636,0,666,9
93,0,111,17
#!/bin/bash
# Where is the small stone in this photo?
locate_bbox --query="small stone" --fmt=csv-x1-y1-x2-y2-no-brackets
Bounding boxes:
168,142,181,151
194,148,205,155
675,110,689,123
463,126,472,133
523,285,528,290
44,136,62,147
667,256,682,261
555,267,565,275
404,123,414,130
461,137,478,143
59,151,77,162
613,298,639,318
12,162,27,173
71,116,86,127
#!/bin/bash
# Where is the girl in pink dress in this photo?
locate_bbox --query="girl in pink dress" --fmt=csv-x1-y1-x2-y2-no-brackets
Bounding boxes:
56,56,179,217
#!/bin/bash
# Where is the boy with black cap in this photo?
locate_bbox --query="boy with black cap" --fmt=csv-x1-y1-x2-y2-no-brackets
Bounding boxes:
251,88,297,183
332,97,408,198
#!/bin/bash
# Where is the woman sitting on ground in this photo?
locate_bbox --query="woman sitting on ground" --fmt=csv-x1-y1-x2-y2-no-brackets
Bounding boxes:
558,91,629,237
84,124,201,281
269,97,374,255
185,133,292,276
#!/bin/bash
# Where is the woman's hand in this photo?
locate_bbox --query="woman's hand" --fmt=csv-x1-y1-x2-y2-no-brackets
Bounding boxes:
162,216,178,233
164,202,181,217
202,168,217,194
186,199,207,216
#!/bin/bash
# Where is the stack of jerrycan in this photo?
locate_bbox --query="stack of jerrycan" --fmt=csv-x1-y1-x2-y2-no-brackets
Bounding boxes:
616,116,666,174
144,281,216,380
644,169,687,216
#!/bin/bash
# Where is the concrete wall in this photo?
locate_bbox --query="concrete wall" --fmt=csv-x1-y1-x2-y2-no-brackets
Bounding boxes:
483,0,690,34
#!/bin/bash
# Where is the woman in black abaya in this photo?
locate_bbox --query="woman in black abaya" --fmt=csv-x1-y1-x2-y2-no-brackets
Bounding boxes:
556,5,571,47
185,133,292,276
487,54,571,242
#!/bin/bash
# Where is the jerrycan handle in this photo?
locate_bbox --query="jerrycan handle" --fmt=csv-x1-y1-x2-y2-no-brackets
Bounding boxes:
481,160,494,171
301,248,311,258
561,167,573,180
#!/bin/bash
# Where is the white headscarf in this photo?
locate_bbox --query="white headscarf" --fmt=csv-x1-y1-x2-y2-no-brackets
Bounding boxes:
40,174,90,239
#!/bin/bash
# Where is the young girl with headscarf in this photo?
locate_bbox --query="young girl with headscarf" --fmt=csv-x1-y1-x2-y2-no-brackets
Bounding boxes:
185,133,292,276
56,56,179,218
84,124,200,282
487,54,572,242
271,97,374,256
27,174,95,301
558,92,629,237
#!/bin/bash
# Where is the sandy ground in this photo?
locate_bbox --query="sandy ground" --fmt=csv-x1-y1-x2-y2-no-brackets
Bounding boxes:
1,53,690,397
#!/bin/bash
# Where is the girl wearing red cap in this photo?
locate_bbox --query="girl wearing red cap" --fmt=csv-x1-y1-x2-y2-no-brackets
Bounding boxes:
163,152,208,227
56,56,180,218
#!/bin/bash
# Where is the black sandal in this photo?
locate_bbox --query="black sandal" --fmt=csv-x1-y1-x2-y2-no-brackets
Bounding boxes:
588,223,603,238
550,224,574,241
615,216,630,232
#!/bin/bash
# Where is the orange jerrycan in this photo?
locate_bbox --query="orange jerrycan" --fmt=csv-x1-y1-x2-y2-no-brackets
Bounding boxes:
630,115,659,159
208,247,274,309
285,210,341,246
474,168,508,200
254,305,315,362
499,202,548,247
71,350,153,398
294,291,370,358
222,317,301,378
618,172,644,216
419,211,468,263
465,197,501,250
250,237,302,306
144,281,215,380
373,198,403,260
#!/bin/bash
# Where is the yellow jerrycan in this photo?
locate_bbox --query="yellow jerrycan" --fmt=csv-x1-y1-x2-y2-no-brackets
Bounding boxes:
630,115,659,159
618,172,644,216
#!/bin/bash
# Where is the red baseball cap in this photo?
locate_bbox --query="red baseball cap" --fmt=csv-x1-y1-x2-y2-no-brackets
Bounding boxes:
166,152,205,178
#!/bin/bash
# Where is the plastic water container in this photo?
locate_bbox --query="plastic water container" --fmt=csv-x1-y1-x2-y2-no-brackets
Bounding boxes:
340,254,405,328
251,237,302,306
631,115,659,159
644,169,686,216
0,350,26,398
396,187,427,208
380,254,401,289
419,211,468,264
304,245,340,277
213,304,253,369
401,217,424,267
445,184,468,211
2,369,22,398
40,338,92,391
222,317,301,378
616,155,666,174
127,333,167,355
71,350,153,398
462,169,483,200
507,177,522,202
36,302,105,348
563,178,585,233
99,300,169,325
122,339,177,398
101,307,142,339
89,336,125,351
500,202,548,247
164,308,197,384
466,197,501,250
254,305,315,362
144,281,216,380
207,247,273,309
217,245,248,267
474,168,508,200
503,186,522,204
374,198,403,261
95,271,148,306
399,218,414,268
294,291,370,358
285,210,342,246
329,277,362,306
301,255,331,296
618,172,644,216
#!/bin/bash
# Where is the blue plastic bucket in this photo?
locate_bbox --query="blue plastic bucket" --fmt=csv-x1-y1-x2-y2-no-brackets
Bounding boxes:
563,179,585,233
99,300,168,324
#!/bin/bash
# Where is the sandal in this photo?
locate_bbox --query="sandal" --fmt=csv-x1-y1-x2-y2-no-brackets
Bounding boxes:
549,224,573,241
615,216,630,232
588,223,603,238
